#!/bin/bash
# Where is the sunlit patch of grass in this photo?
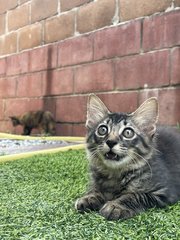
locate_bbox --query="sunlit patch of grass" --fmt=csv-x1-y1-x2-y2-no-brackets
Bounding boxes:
0,150,179,239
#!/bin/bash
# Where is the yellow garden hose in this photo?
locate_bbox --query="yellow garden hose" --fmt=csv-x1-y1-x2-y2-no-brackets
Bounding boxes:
0,132,85,142
0,133,86,163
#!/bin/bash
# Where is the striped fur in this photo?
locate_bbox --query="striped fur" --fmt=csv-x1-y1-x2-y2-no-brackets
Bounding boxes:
75,94,180,220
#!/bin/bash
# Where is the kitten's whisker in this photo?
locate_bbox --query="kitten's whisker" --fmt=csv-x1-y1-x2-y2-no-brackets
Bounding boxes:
132,151,152,179
118,146,127,150
152,145,161,154
127,152,140,174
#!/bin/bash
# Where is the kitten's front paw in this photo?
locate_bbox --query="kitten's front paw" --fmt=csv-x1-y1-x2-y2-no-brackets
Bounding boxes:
100,201,132,220
75,194,104,213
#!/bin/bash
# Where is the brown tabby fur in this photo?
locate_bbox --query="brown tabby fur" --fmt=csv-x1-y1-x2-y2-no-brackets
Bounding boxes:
10,111,56,135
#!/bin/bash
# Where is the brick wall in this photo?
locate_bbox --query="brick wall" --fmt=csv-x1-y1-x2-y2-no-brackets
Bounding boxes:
0,0,180,136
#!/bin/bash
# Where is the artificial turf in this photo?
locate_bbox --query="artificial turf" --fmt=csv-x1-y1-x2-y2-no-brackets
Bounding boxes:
0,150,179,240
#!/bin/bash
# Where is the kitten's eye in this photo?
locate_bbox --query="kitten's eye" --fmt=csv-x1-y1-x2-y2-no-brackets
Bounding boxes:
122,128,135,139
97,125,108,136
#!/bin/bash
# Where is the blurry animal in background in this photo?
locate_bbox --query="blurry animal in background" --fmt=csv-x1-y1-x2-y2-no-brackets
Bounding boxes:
10,111,56,136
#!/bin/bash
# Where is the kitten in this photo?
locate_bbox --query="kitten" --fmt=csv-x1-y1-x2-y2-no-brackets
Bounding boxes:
10,111,56,136
75,94,180,220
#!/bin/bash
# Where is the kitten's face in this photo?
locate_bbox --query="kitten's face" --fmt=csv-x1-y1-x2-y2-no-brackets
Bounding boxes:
86,95,158,169
87,114,144,168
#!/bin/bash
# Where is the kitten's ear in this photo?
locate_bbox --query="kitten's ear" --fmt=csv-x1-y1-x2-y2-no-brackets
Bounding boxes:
86,94,110,129
131,97,158,136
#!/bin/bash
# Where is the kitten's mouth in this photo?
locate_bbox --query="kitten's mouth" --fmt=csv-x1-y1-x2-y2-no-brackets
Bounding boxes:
105,151,120,161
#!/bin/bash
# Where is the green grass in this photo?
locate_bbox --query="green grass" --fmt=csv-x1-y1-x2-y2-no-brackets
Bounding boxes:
0,150,179,240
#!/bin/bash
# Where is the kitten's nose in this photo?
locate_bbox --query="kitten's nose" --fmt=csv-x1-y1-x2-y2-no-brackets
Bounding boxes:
106,140,117,149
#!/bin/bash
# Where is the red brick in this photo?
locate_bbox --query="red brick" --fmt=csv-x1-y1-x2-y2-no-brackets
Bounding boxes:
77,0,116,33
0,14,5,35
25,98,43,112
0,58,6,76
171,47,180,85
98,92,138,113
45,12,75,43
72,124,86,137
0,0,18,14
56,96,87,122
56,123,73,136
6,51,29,76
43,97,56,117
0,120,14,133
61,0,92,11
115,50,170,90
119,0,172,21
42,68,74,96
139,88,180,125
0,32,17,56
8,4,29,31
0,99,4,120
175,0,180,7
19,0,29,4
58,35,93,67
13,125,23,134
159,89,180,125
143,10,180,51
94,21,141,60
19,23,42,51
6,55,21,76
16,73,43,97
74,61,114,93
5,98,43,117
31,0,58,23
29,44,57,72
0,77,17,98
139,89,159,102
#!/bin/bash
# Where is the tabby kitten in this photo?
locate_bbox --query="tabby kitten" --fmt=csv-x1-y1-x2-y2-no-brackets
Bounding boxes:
10,111,55,136
75,94,180,220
